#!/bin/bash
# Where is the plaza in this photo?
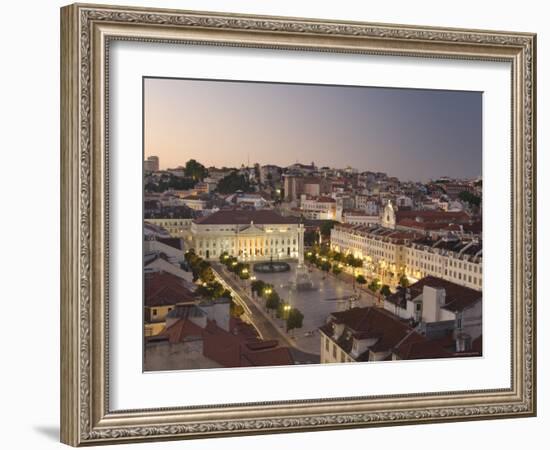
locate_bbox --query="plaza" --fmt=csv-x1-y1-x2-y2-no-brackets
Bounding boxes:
222,261,376,355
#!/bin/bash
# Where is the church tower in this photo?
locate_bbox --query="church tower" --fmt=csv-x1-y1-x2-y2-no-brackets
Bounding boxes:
381,200,396,229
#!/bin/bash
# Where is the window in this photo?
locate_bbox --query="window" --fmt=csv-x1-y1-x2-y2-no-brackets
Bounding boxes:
325,336,330,352
152,309,158,315
332,344,337,359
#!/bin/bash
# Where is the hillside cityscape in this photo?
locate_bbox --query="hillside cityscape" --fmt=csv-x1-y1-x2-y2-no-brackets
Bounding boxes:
143,156,482,370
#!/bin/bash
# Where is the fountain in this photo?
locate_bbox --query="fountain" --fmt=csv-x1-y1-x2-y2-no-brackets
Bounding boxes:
253,257,290,274
292,263,315,291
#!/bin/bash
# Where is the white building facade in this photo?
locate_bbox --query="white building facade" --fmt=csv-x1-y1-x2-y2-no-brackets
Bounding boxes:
190,210,304,263
330,223,482,291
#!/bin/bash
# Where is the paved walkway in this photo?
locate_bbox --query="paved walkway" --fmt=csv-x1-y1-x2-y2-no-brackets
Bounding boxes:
304,262,381,306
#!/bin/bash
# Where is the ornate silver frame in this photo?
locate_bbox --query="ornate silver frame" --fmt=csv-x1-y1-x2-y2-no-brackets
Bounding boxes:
60,3,536,446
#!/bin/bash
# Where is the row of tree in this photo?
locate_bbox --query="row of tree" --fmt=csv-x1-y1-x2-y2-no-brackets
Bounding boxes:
145,174,196,193
183,250,244,316
303,245,412,300
304,246,364,273
219,252,251,280
250,279,304,333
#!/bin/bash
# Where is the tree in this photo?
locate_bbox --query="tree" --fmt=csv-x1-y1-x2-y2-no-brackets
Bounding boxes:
251,279,266,296
332,252,345,263
345,253,363,268
217,172,252,194
304,251,317,264
332,265,342,276
276,301,289,319
458,190,481,208
230,299,244,317
368,278,381,293
184,159,208,181
319,220,337,238
356,274,367,285
304,230,318,247
286,308,304,332
197,260,214,283
145,175,196,193
398,274,410,288
380,284,392,298
265,292,280,312
238,267,250,280
320,261,332,272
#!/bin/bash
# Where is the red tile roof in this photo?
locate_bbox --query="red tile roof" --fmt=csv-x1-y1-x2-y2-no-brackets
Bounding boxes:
159,315,295,368
321,307,414,356
397,218,464,231
194,209,299,225
392,331,451,359
241,346,294,367
316,196,336,203
144,271,197,307
161,318,204,344
396,210,470,224
386,276,481,312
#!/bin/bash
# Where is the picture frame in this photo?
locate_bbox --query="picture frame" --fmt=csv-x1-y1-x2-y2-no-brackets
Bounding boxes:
60,2,536,446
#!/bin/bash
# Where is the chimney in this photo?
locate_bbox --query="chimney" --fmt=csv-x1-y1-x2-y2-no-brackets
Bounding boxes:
333,322,345,340
421,286,446,323
455,332,472,352
212,298,231,332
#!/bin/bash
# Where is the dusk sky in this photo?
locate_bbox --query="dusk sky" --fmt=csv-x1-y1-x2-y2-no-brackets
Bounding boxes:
144,77,482,182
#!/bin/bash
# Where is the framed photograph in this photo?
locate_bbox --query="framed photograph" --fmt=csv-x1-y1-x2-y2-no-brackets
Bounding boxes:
60,3,537,446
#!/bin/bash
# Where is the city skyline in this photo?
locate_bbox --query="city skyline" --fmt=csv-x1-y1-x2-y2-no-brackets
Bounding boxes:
144,77,482,182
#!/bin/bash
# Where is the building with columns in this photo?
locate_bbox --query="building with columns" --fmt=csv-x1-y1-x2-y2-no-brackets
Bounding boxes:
190,209,304,263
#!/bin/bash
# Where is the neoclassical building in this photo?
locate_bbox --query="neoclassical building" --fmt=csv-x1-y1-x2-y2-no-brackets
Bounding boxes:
190,209,304,263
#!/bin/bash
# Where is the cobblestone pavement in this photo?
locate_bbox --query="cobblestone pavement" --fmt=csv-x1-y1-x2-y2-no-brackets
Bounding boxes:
213,263,320,364
215,262,377,355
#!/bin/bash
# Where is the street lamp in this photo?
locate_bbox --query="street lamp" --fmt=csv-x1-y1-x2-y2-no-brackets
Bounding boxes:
284,304,291,319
